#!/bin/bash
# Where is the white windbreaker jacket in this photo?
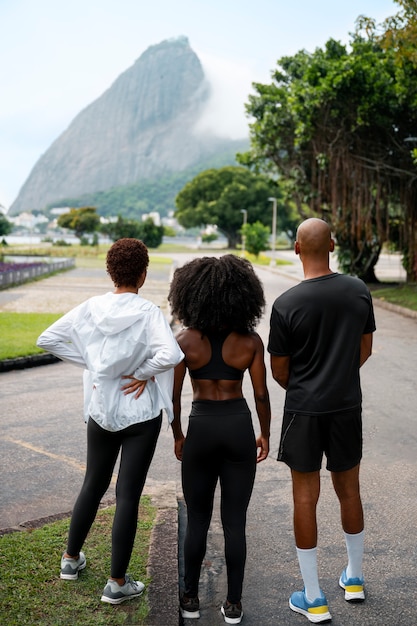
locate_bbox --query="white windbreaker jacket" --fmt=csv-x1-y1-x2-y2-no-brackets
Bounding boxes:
36,292,184,431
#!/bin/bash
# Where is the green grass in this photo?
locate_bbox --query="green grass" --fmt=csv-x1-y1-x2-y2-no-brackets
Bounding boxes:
0,253,174,360
3,243,110,259
0,313,62,360
0,500,155,626
3,242,176,260
3,243,172,264
248,252,291,267
370,283,417,311
75,254,173,269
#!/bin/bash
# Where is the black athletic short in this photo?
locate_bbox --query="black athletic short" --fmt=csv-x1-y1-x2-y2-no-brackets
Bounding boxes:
277,408,362,472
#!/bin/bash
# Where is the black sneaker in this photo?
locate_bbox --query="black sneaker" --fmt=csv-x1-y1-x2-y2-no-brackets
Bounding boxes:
221,600,243,624
180,593,200,618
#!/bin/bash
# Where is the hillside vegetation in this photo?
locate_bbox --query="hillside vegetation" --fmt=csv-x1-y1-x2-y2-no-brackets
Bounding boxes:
46,150,246,219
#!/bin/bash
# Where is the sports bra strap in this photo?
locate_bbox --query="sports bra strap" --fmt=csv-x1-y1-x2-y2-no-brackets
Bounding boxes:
189,330,244,381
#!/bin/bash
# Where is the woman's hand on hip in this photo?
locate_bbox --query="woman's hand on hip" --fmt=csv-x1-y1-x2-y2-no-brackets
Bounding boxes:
121,375,150,399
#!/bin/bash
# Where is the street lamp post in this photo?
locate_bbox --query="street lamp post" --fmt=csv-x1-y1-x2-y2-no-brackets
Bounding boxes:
268,197,277,265
240,209,247,257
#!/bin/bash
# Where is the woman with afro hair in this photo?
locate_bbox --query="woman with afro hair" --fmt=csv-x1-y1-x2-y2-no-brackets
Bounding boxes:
37,238,183,605
168,254,271,624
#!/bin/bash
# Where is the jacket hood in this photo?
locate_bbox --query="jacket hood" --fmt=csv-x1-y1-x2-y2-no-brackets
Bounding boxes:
88,292,153,336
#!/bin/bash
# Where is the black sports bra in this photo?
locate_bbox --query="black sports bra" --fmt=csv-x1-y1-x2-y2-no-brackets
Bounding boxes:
189,330,244,381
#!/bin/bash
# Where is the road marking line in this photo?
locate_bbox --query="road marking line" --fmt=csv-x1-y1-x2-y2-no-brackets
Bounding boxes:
4,436,117,485
4,436,87,471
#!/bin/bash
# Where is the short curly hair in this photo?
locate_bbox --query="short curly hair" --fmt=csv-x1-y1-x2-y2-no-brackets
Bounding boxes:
106,238,149,287
168,254,265,332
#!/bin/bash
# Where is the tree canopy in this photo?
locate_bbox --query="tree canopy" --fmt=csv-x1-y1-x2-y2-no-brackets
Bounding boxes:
101,215,164,248
0,213,13,237
100,216,142,241
57,207,100,241
241,221,270,257
239,0,417,281
175,166,289,248
138,217,164,248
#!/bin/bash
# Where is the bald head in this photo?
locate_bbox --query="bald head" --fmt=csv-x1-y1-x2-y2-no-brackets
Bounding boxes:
296,218,333,258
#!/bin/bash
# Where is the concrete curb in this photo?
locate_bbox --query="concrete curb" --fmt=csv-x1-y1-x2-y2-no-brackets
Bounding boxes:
144,480,180,626
372,297,417,319
0,353,60,373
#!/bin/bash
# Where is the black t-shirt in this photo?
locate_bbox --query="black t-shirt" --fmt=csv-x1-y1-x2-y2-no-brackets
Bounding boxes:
268,273,376,415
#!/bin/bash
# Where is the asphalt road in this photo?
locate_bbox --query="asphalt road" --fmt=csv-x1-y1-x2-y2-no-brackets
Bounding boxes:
1,253,416,625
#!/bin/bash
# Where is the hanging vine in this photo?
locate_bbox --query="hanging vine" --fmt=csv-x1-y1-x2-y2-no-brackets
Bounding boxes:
241,7,417,281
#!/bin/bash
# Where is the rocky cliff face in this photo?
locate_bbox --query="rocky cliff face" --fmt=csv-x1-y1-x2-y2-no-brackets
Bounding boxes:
10,37,246,215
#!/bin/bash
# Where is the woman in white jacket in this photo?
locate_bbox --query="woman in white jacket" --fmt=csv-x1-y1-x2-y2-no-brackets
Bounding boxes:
37,238,183,604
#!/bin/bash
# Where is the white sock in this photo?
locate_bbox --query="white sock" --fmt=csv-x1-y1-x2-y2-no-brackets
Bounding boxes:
344,530,364,580
296,547,321,602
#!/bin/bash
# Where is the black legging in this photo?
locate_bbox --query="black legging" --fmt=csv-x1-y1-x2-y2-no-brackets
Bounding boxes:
67,414,162,578
182,399,257,604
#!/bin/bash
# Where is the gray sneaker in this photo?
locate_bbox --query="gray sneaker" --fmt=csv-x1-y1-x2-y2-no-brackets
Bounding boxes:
60,551,86,580
101,574,145,604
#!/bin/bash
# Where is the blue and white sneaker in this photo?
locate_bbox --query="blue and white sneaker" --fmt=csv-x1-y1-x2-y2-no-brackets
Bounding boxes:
339,568,365,602
289,589,332,623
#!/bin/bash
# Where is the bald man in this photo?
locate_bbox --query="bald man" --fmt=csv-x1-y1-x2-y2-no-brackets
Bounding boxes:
268,218,375,623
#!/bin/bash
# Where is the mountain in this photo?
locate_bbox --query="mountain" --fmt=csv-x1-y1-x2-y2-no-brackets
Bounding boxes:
9,36,249,216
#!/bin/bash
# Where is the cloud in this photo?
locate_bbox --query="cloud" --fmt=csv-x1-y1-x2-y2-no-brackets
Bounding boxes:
193,52,257,140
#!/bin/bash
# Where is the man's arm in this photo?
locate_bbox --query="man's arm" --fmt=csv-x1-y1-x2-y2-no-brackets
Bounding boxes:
360,333,373,367
270,354,290,389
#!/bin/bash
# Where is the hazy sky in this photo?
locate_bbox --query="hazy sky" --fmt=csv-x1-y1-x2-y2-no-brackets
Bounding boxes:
0,0,397,209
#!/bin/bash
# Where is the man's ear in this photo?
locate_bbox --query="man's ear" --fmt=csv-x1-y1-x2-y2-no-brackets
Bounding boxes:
330,238,335,252
294,241,300,256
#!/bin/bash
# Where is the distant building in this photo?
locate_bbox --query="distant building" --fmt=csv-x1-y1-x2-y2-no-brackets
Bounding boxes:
8,211,48,229
142,212,161,225
50,207,71,216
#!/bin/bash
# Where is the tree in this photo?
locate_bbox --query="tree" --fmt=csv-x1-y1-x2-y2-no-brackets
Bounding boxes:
101,216,142,241
175,166,286,248
201,232,218,243
101,215,164,248
241,221,270,257
0,213,13,237
239,9,417,281
57,207,100,242
373,0,417,280
138,217,164,248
